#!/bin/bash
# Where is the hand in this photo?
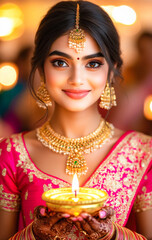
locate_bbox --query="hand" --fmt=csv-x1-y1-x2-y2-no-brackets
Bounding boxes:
32,205,73,240
71,206,115,240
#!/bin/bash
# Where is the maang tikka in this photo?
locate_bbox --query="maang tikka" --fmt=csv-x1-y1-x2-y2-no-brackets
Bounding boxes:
68,3,86,53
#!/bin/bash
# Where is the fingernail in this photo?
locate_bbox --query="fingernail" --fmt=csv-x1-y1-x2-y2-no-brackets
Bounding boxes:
40,208,46,216
81,213,89,219
61,213,70,218
71,217,77,221
77,216,83,221
99,210,107,219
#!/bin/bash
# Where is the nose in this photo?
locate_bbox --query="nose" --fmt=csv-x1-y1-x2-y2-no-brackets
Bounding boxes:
68,66,84,86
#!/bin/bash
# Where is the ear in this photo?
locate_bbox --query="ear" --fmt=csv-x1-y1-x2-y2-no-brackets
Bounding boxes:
38,67,45,80
109,64,117,84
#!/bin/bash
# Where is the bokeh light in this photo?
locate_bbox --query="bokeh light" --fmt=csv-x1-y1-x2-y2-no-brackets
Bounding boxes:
112,5,136,25
0,3,24,40
0,63,18,90
144,95,152,120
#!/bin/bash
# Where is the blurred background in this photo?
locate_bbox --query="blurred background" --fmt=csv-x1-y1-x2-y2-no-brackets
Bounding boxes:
0,0,152,138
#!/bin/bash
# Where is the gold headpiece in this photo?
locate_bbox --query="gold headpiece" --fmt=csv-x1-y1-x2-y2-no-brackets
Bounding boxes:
68,3,86,53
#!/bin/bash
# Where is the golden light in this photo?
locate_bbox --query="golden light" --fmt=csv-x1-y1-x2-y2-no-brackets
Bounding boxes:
144,95,152,120
0,3,24,40
0,17,13,36
0,63,18,90
102,5,115,17
112,5,136,25
72,173,79,196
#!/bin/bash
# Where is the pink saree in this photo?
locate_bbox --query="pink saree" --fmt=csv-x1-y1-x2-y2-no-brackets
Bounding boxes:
0,131,152,239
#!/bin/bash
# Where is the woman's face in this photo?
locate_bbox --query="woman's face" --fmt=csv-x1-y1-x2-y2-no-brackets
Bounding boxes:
43,33,109,112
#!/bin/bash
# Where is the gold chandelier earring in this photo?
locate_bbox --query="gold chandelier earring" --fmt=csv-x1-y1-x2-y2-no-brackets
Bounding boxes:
99,82,117,110
36,79,52,109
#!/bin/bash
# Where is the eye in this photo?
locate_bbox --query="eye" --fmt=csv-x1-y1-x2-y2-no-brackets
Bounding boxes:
51,59,68,67
86,61,103,69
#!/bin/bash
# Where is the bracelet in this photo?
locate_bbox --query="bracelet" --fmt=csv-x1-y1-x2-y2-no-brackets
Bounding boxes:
114,223,147,240
99,222,115,240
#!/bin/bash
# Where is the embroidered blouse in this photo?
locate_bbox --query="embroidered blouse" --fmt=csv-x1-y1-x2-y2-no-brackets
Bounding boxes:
0,131,152,239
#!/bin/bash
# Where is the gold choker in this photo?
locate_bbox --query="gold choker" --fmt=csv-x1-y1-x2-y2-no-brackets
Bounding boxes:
36,120,114,176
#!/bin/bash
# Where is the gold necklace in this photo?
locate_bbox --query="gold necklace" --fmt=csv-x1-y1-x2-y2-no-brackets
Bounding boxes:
36,120,114,176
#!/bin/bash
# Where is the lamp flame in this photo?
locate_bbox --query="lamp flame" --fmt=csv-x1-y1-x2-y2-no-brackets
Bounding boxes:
72,173,79,197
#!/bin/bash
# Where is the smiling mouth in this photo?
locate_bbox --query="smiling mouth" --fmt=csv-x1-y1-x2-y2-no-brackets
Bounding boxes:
62,89,91,99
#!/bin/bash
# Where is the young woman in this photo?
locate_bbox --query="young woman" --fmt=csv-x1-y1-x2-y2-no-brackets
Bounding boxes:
0,1,151,239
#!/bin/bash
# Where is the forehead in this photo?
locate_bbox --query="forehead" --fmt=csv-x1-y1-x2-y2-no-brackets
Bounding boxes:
49,33,101,56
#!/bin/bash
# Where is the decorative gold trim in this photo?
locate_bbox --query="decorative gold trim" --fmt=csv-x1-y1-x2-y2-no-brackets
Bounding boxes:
12,134,70,188
0,189,20,212
133,191,152,212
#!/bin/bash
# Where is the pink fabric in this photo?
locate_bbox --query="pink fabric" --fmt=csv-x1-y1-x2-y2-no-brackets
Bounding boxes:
0,131,152,239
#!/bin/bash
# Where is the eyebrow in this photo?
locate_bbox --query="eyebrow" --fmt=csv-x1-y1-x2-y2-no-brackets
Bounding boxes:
48,50,104,60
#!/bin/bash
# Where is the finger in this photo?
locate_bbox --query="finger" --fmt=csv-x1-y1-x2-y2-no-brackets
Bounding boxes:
48,213,64,228
99,210,107,219
61,213,70,218
79,218,94,235
99,206,115,218
34,206,49,219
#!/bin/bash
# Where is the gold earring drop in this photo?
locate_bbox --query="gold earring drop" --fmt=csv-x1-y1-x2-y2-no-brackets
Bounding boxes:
99,83,117,110
36,81,52,109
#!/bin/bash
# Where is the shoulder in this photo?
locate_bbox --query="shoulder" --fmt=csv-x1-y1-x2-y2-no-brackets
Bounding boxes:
0,132,24,151
127,131,152,150
0,132,29,166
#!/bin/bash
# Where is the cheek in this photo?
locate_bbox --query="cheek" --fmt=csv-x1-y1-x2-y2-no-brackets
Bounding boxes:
45,69,65,88
89,71,107,89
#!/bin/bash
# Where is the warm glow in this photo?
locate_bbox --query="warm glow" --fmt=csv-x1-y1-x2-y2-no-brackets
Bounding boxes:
112,5,136,25
0,63,18,90
72,173,79,195
102,5,115,17
144,95,152,120
0,3,24,40
0,17,14,36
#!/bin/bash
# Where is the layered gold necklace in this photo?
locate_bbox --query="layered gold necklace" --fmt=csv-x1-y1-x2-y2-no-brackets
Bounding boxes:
36,120,114,176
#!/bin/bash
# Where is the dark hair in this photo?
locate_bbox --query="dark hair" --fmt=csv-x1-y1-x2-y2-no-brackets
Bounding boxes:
29,1,123,103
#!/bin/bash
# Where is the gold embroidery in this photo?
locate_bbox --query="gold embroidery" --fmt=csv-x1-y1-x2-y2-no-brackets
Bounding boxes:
6,138,12,152
12,134,70,188
0,189,20,212
43,184,53,192
0,149,2,156
2,168,6,176
29,174,33,183
142,186,147,193
0,184,4,192
85,132,152,226
29,210,33,220
144,175,148,180
25,191,28,200
134,192,152,212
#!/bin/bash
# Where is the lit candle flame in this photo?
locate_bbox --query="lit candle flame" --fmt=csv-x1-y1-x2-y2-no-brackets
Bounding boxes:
72,173,79,197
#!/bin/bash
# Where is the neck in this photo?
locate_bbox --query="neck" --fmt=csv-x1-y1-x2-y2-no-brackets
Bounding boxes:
49,104,103,138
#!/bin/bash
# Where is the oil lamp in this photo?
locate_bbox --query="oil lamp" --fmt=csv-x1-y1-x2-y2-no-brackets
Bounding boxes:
42,174,108,216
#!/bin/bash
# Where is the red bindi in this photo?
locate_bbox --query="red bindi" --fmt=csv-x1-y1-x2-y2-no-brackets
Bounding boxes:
77,57,80,60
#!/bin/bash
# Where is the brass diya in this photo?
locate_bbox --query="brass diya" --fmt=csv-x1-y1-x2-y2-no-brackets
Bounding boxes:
42,187,108,216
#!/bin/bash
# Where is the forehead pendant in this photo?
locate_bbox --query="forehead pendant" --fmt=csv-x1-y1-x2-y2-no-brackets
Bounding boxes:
68,3,86,53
